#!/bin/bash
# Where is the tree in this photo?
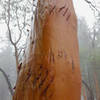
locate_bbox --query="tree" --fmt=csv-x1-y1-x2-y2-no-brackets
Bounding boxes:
13,0,81,100
78,15,100,99
0,0,33,74
0,68,14,96
84,0,100,13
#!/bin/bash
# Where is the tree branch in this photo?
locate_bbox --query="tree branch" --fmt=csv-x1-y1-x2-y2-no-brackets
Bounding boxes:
7,0,16,45
84,0,100,12
0,68,14,96
15,7,23,45
82,80,94,100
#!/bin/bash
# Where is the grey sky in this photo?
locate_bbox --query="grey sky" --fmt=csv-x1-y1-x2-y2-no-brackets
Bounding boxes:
73,0,96,27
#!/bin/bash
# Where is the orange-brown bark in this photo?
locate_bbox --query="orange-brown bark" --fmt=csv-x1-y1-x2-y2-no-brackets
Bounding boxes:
13,0,81,100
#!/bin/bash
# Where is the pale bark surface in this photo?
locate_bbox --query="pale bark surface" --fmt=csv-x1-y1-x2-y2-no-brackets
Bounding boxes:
13,0,81,100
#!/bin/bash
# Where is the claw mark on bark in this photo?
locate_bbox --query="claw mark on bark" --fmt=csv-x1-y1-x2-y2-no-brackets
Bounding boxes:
49,5,56,15
39,70,48,88
58,50,63,58
49,48,55,63
58,5,66,12
25,69,31,82
42,75,55,95
18,63,22,74
63,8,68,16
66,12,71,21
72,59,74,71
32,65,44,86
33,73,41,86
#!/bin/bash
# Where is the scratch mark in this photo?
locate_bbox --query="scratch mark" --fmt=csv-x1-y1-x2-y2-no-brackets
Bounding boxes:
58,5,66,12
49,5,56,15
41,75,55,95
66,12,71,21
24,68,32,82
49,48,55,63
63,8,69,16
39,70,48,88
33,73,41,86
25,73,31,82
58,50,63,58
72,59,74,71
18,63,22,73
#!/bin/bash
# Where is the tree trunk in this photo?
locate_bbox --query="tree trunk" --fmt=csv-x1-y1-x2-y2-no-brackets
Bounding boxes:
13,0,81,100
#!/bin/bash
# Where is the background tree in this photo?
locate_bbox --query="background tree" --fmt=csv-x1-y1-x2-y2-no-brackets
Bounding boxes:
0,0,34,74
0,0,35,99
78,16,100,100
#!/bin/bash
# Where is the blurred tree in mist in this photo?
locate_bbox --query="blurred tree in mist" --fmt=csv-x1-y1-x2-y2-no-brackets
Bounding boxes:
78,16,100,100
0,0,36,99
0,45,16,100
0,0,35,74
